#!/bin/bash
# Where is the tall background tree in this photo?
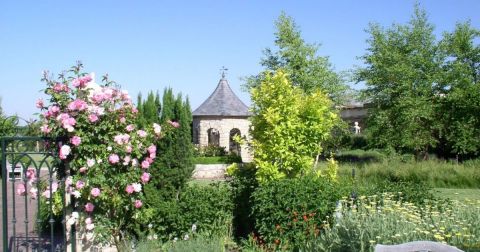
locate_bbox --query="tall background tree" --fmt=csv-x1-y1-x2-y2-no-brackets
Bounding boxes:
437,22,480,159
356,5,442,158
245,12,348,104
357,4,480,160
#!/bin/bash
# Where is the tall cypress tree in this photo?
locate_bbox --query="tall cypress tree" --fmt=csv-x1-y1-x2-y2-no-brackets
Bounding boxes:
138,88,194,201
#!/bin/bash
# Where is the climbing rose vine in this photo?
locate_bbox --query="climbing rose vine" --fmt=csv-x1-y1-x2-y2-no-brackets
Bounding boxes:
36,64,162,246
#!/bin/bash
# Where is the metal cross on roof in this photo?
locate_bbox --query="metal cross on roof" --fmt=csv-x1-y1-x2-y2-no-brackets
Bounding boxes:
220,66,228,78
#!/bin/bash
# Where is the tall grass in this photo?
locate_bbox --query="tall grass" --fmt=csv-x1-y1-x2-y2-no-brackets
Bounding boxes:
338,159,480,188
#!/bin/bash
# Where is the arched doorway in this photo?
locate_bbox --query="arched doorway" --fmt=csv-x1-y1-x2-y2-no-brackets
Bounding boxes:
229,128,241,156
207,128,220,146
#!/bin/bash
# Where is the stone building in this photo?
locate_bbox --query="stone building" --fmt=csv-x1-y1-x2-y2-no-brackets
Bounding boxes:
192,73,253,162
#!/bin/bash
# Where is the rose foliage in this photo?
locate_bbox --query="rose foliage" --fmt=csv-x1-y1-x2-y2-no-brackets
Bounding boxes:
36,64,162,246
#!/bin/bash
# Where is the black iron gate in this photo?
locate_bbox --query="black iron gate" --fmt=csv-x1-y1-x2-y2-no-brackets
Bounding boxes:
1,136,73,252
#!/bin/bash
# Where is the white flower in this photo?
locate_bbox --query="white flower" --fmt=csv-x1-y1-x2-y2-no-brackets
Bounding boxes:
173,237,178,242
86,223,95,231
132,183,142,193
87,159,95,167
148,223,153,229
71,211,79,219
191,224,197,232
153,234,158,240
72,190,81,198
184,234,189,240
67,217,76,226
97,159,103,164
107,146,112,151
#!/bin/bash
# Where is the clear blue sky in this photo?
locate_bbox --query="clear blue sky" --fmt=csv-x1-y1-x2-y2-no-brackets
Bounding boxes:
1,0,478,121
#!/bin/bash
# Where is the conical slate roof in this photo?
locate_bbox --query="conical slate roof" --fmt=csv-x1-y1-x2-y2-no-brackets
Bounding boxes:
193,77,251,117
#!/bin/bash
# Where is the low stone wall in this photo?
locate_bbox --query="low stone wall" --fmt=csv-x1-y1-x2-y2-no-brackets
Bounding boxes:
192,164,228,179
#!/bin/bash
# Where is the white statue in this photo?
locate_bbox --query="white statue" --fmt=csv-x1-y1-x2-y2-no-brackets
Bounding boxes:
353,121,361,134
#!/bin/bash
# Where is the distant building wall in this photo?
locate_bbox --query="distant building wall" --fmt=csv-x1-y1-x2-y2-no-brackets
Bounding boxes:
193,116,252,162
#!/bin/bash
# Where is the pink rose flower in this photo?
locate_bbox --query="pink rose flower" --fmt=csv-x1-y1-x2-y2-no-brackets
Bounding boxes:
137,130,147,138
147,145,156,154
125,145,133,153
16,183,26,196
72,75,92,88
120,117,126,123
141,172,150,184
26,167,37,182
141,160,150,169
85,202,95,213
59,145,71,160
125,184,134,194
70,136,81,146
50,105,60,114
149,152,156,159
88,114,99,123
168,120,180,128
109,154,120,164
126,124,135,132
134,200,143,209
85,217,93,225
79,166,88,173
36,99,44,109
76,180,85,189
90,188,101,197
40,124,51,134
67,99,88,111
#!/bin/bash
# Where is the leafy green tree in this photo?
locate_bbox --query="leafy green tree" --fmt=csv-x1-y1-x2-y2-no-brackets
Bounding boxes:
0,98,17,137
245,12,348,103
250,70,338,182
356,5,442,158
438,22,480,158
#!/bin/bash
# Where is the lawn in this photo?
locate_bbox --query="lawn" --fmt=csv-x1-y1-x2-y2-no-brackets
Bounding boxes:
434,188,480,201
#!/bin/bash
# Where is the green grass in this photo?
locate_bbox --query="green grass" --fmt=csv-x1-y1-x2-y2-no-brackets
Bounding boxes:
435,188,480,201
193,156,227,164
337,159,480,188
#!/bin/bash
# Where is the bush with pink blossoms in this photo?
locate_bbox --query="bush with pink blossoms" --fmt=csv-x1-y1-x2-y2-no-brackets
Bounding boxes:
37,63,164,249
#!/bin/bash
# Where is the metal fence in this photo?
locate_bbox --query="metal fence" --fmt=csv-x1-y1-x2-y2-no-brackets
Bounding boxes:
1,136,73,252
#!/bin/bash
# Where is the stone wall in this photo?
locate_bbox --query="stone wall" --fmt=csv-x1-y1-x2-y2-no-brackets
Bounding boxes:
193,116,252,162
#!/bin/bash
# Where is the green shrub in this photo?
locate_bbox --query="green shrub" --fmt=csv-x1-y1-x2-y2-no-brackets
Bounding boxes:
335,149,386,163
194,145,227,157
229,163,258,239
251,175,341,250
147,183,233,241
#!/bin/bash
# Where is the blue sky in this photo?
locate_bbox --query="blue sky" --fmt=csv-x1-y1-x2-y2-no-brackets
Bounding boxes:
1,0,479,121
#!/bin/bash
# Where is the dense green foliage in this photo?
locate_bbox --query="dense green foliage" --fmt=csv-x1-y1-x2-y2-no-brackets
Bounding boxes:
137,88,194,200
245,12,348,104
146,183,233,241
357,5,480,159
250,71,339,182
251,174,341,250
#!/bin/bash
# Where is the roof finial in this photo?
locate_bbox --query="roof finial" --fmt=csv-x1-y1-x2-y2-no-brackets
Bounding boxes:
220,66,228,79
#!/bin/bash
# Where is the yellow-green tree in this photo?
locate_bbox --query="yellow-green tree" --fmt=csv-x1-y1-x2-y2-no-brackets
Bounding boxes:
250,70,338,183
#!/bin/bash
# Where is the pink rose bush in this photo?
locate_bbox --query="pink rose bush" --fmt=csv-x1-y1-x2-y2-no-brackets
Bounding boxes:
37,64,163,246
